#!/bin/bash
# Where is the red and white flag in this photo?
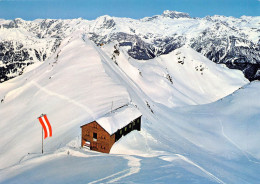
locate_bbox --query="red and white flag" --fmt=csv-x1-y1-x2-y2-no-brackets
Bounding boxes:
38,114,52,139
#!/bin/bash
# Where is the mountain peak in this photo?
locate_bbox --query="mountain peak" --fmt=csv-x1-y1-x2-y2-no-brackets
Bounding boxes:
13,18,26,25
162,10,190,19
94,15,116,29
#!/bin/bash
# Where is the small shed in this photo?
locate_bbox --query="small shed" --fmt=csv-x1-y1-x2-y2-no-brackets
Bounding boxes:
81,105,142,153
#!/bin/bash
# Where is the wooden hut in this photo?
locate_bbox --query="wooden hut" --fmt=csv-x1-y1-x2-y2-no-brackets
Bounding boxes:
81,105,142,153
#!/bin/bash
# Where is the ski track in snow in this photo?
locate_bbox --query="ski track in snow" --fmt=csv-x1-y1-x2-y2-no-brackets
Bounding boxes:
88,169,130,184
218,119,260,165
108,155,141,183
191,112,260,165
89,155,141,184
31,81,95,118
175,154,226,184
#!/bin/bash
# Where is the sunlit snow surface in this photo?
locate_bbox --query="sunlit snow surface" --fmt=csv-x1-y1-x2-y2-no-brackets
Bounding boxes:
1,33,259,184
96,104,142,135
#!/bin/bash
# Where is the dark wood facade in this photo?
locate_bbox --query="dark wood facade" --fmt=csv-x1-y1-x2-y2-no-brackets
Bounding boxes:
114,116,141,142
81,116,141,153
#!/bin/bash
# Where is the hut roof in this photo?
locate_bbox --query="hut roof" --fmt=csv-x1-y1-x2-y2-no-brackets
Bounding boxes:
96,105,142,135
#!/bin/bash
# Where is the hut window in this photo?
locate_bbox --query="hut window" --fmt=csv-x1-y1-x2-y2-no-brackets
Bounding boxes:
120,130,122,134
133,122,135,126
137,118,140,123
93,124,98,129
129,124,131,128
125,127,127,131
93,132,97,141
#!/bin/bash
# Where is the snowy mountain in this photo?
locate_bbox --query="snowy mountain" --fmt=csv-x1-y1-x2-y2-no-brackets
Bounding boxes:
0,11,259,83
0,11,260,183
101,42,247,107
1,31,259,183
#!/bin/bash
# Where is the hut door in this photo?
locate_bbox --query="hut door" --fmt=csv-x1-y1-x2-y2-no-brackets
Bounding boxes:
83,141,90,149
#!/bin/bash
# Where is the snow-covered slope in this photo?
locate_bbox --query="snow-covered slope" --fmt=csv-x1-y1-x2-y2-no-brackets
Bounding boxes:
111,81,260,184
102,43,247,107
0,33,130,169
1,32,259,183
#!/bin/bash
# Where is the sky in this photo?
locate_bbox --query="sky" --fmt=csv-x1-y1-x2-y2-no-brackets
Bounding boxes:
0,0,259,20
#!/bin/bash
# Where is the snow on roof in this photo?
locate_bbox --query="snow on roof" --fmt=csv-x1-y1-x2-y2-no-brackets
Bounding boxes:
96,105,142,135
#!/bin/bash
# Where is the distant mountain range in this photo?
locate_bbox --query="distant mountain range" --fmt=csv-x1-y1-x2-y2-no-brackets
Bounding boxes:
1,13,260,183
0,10,259,82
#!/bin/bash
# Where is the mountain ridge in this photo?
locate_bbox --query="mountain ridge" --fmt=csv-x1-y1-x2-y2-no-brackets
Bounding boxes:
0,10,259,83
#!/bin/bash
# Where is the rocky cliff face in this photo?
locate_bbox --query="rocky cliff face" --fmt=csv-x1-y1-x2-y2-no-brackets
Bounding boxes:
0,11,259,82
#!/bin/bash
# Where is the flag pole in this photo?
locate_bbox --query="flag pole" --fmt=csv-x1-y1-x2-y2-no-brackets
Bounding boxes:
41,113,44,154
38,113,51,155
42,126,43,154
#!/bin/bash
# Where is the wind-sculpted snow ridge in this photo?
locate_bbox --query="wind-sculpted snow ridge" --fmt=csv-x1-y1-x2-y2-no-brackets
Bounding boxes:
0,32,259,183
0,10,259,83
